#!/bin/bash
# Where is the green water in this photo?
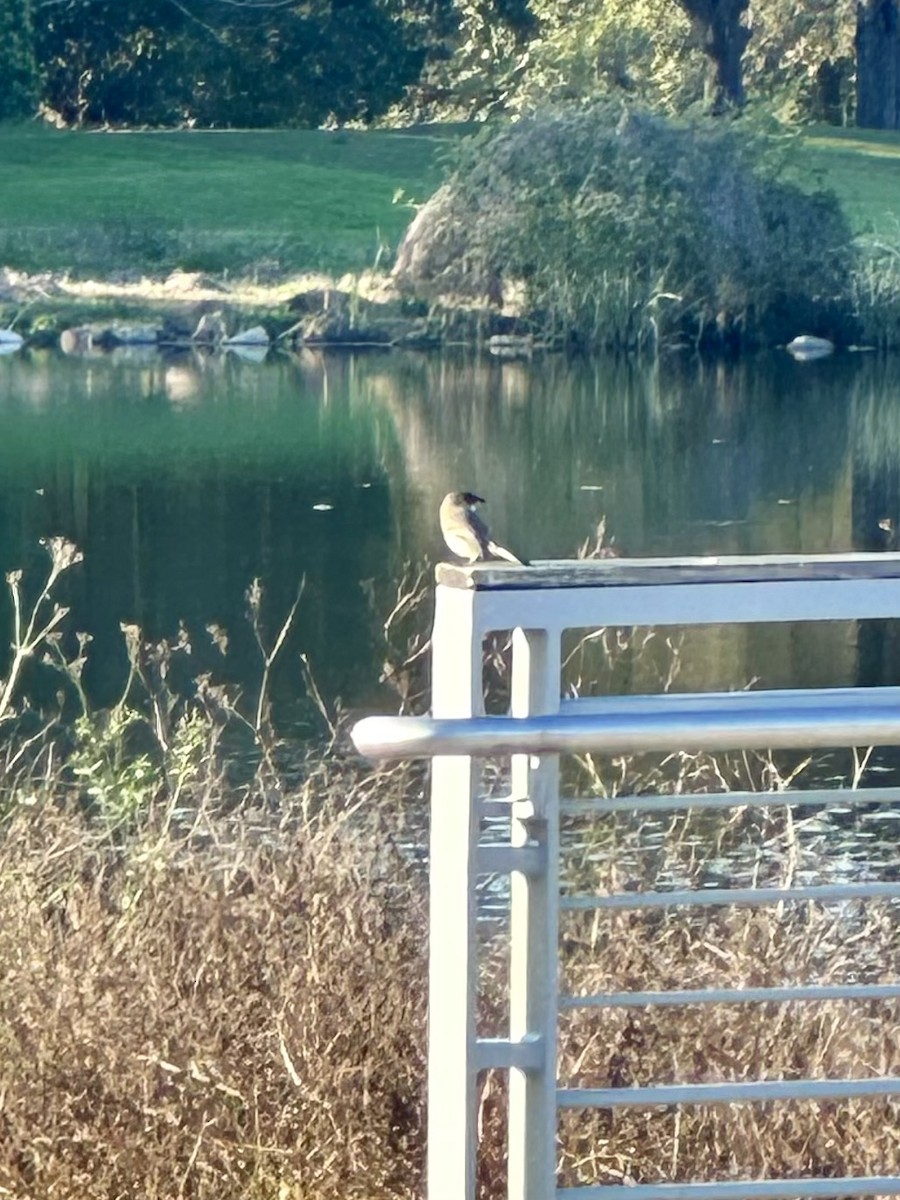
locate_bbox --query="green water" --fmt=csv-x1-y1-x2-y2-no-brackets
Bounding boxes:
2,344,900,730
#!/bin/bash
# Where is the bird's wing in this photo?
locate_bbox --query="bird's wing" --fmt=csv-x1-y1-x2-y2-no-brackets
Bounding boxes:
467,507,493,556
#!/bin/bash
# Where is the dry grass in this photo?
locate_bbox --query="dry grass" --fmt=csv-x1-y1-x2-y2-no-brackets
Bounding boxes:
0,777,429,1200
556,895,900,1188
1,776,897,1198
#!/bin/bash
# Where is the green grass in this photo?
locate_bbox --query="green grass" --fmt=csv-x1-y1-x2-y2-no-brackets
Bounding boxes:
0,122,457,277
803,124,900,234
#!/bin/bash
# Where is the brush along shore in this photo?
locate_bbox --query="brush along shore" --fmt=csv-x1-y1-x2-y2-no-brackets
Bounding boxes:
0,264,536,355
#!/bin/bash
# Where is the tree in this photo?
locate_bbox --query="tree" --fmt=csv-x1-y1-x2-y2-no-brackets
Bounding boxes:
0,0,38,120
674,0,751,112
742,0,855,125
856,0,900,128
32,0,440,127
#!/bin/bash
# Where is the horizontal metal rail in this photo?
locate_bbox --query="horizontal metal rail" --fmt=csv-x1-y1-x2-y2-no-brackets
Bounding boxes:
558,687,894,717
557,1077,900,1108
560,882,900,911
560,984,900,1009
558,1177,900,1200
560,786,900,815
351,687,900,760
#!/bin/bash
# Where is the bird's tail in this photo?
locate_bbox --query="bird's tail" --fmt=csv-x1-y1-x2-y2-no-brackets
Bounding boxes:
488,540,529,567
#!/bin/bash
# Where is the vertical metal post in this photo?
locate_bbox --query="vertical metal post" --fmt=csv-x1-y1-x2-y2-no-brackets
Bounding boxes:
427,584,483,1200
508,626,561,1200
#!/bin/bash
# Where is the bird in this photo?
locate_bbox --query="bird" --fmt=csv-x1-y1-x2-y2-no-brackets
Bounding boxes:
439,491,529,565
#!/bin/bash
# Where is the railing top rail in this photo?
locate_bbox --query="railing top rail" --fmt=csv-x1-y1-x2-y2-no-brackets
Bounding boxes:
436,552,900,592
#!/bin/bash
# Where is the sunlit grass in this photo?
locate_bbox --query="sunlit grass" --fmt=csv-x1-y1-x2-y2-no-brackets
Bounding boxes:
803,124,900,232
0,122,454,277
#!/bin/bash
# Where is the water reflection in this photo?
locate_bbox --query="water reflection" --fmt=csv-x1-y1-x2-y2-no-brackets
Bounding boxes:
2,345,900,718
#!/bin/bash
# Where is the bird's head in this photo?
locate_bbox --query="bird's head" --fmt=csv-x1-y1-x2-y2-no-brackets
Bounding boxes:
459,491,486,506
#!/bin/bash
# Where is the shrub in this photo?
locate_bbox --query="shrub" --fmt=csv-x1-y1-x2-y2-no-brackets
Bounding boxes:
395,103,855,350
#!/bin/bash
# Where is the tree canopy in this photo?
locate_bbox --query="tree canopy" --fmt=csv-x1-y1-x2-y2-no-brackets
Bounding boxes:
0,0,887,127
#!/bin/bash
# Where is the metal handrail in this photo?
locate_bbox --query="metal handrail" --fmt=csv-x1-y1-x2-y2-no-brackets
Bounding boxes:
351,686,900,760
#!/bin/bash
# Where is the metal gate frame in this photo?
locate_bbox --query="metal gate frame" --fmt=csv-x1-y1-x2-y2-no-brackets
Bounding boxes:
353,554,900,1200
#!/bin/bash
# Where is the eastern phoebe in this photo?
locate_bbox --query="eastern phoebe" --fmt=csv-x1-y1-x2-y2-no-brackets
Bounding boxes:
439,491,529,565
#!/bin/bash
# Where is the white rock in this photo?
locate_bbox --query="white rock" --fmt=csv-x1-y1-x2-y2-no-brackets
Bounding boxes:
0,328,23,354
787,334,834,360
192,310,227,343
223,325,269,347
59,327,94,355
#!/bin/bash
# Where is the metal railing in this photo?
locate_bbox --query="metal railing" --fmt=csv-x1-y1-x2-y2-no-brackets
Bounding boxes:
351,554,900,1200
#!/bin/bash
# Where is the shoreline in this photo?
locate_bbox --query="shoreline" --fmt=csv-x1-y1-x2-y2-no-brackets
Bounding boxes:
1,264,539,355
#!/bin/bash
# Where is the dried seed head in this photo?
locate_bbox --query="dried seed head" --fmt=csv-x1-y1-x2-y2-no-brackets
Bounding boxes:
246,578,263,616
120,622,142,665
206,623,229,655
40,536,83,573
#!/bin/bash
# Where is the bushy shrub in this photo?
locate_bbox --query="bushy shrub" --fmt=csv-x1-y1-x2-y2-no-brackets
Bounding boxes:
395,103,854,349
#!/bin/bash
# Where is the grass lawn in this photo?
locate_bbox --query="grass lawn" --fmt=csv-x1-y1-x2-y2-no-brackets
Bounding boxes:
802,124,900,234
0,123,457,279
2,120,900,284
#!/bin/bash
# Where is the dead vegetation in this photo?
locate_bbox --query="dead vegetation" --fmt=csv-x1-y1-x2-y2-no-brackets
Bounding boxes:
554,877,900,1188
0,542,897,1197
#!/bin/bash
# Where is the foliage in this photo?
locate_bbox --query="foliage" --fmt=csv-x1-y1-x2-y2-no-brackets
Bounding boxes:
502,0,700,115
395,0,537,120
407,0,858,124
33,0,443,128
0,0,38,119
429,103,853,348
744,0,856,124
0,0,864,130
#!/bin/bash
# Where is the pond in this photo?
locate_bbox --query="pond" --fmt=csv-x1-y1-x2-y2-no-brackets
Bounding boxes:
2,342,900,733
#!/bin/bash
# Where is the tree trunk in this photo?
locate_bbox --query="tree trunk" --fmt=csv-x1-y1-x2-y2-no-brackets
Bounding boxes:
856,0,900,128
675,0,751,113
